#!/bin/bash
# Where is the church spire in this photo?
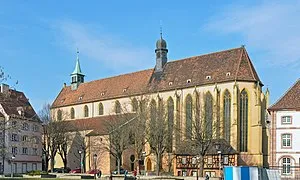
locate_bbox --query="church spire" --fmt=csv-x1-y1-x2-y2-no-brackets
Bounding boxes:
155,24,168,73
71,49,85,90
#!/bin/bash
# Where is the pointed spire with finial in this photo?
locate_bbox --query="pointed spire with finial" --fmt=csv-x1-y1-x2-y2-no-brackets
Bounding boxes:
70,48,85,90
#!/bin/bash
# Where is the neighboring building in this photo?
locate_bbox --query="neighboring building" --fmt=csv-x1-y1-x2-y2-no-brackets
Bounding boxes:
268,79,300,179
0,84,42,174
51,35,269,176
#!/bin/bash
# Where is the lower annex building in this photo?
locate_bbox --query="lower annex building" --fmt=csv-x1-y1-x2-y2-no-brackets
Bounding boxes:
51,35,270,177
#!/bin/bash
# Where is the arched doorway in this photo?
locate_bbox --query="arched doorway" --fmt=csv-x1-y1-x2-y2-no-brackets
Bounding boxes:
146,158,152,171
130,155,135,171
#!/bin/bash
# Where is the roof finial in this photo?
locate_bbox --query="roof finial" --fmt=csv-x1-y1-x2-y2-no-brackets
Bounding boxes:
76,48,79,60
160,20,163,39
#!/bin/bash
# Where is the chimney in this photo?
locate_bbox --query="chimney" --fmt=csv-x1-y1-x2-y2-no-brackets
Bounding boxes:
0,83,9,93
63,83,66,88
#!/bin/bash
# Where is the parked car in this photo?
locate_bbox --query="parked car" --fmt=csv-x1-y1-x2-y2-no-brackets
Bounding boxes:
88,169,102,178
49,168,69,173
112,168,127,174
70,168,81,173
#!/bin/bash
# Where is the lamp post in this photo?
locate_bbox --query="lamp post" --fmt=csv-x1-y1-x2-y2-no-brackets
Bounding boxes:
93,154,97,179
217,151,222,178
79,150,82,173
11,155,15,178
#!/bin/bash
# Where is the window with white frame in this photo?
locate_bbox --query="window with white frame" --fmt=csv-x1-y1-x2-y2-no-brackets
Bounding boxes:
22,123,29,131
282,116,292,124
32,148,38,155
282,134,291,148
282,157,291,175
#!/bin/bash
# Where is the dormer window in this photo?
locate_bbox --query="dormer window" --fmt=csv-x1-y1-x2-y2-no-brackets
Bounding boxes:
17,107,24,116
206,76,211,80
78,96,83,100
226,72,231,76
101,92,105,96
169,81,173,86
187,79,191,84
123,88,127,93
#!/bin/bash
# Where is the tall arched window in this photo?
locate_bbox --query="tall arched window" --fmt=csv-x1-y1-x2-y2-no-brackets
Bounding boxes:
282,157,291,175
70,108,75,119
98,103,104,115
115,101,121,114
185,95,192,139
57,109,62,120
240,89,248,152
205,92,213,138
132,98,138,112
167,97,174,153
84,105,89,117
150,100,157,124
223,90,231,143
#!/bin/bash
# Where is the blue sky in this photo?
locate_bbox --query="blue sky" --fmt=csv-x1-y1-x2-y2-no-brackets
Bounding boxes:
1,0,300,111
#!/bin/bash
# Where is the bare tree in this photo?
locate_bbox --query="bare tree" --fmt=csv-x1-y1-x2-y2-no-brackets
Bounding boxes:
145,98,170,176
39,104,70,172
102,111,134,175
176,92,219,177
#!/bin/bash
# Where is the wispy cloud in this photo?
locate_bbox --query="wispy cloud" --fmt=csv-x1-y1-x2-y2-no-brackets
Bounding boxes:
203,1,300,67
54,20,153,72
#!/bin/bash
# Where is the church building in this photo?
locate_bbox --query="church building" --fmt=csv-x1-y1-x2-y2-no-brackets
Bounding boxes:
51,34,269,177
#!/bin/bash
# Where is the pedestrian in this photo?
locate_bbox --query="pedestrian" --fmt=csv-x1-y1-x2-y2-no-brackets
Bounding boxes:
205,174,209,180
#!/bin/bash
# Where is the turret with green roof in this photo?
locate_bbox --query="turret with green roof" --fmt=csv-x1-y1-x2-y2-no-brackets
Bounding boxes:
71,50,85,90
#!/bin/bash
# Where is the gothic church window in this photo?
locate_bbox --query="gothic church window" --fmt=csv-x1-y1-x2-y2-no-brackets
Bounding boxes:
205,92,213,138
185,95,192,139
115,101,121,114
132,98,138,112
70,107,75,119
223,90,231,143
57,109,62,120
84,105,89,117
99,103,104,115
239,89,248,152
167,97,174,153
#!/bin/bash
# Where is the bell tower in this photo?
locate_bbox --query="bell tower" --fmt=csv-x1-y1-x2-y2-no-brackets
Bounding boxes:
71,50,85,90
155,30,168,72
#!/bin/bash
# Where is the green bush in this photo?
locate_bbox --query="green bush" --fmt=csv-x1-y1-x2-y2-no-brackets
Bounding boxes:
27,170,48,176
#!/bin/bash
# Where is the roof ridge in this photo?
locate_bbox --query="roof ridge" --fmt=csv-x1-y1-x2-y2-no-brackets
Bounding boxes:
167,46,243,64
68,68,154,87
269,78,300,109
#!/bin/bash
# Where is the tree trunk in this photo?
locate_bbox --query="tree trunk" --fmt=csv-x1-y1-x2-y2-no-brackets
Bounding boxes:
117,157,121,174
156,152,162,176
50,157,55,173
199,156,204,177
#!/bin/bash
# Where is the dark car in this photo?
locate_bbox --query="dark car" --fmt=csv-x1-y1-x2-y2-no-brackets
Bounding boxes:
49,168,69,173
70,168,81,173
88,169,102,178
112,168,127,174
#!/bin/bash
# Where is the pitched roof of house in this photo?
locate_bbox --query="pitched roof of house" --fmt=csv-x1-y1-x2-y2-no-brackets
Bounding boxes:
269,79,300,111
63,113,136,135
52,47,261,108
0,89,40,121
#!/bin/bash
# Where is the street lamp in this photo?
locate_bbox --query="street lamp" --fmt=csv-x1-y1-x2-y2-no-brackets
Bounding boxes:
11,155,15,178
217,151,222,178
79,150,83,173
93,154,97,179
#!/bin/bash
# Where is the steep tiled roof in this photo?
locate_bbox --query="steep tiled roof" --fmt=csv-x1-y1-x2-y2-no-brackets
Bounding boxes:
63,113,136,135
52,47,261,108
269,79,300,111
0,89,40,121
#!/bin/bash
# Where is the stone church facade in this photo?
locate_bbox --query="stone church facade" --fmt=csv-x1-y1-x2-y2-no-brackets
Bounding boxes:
51,35,269,176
